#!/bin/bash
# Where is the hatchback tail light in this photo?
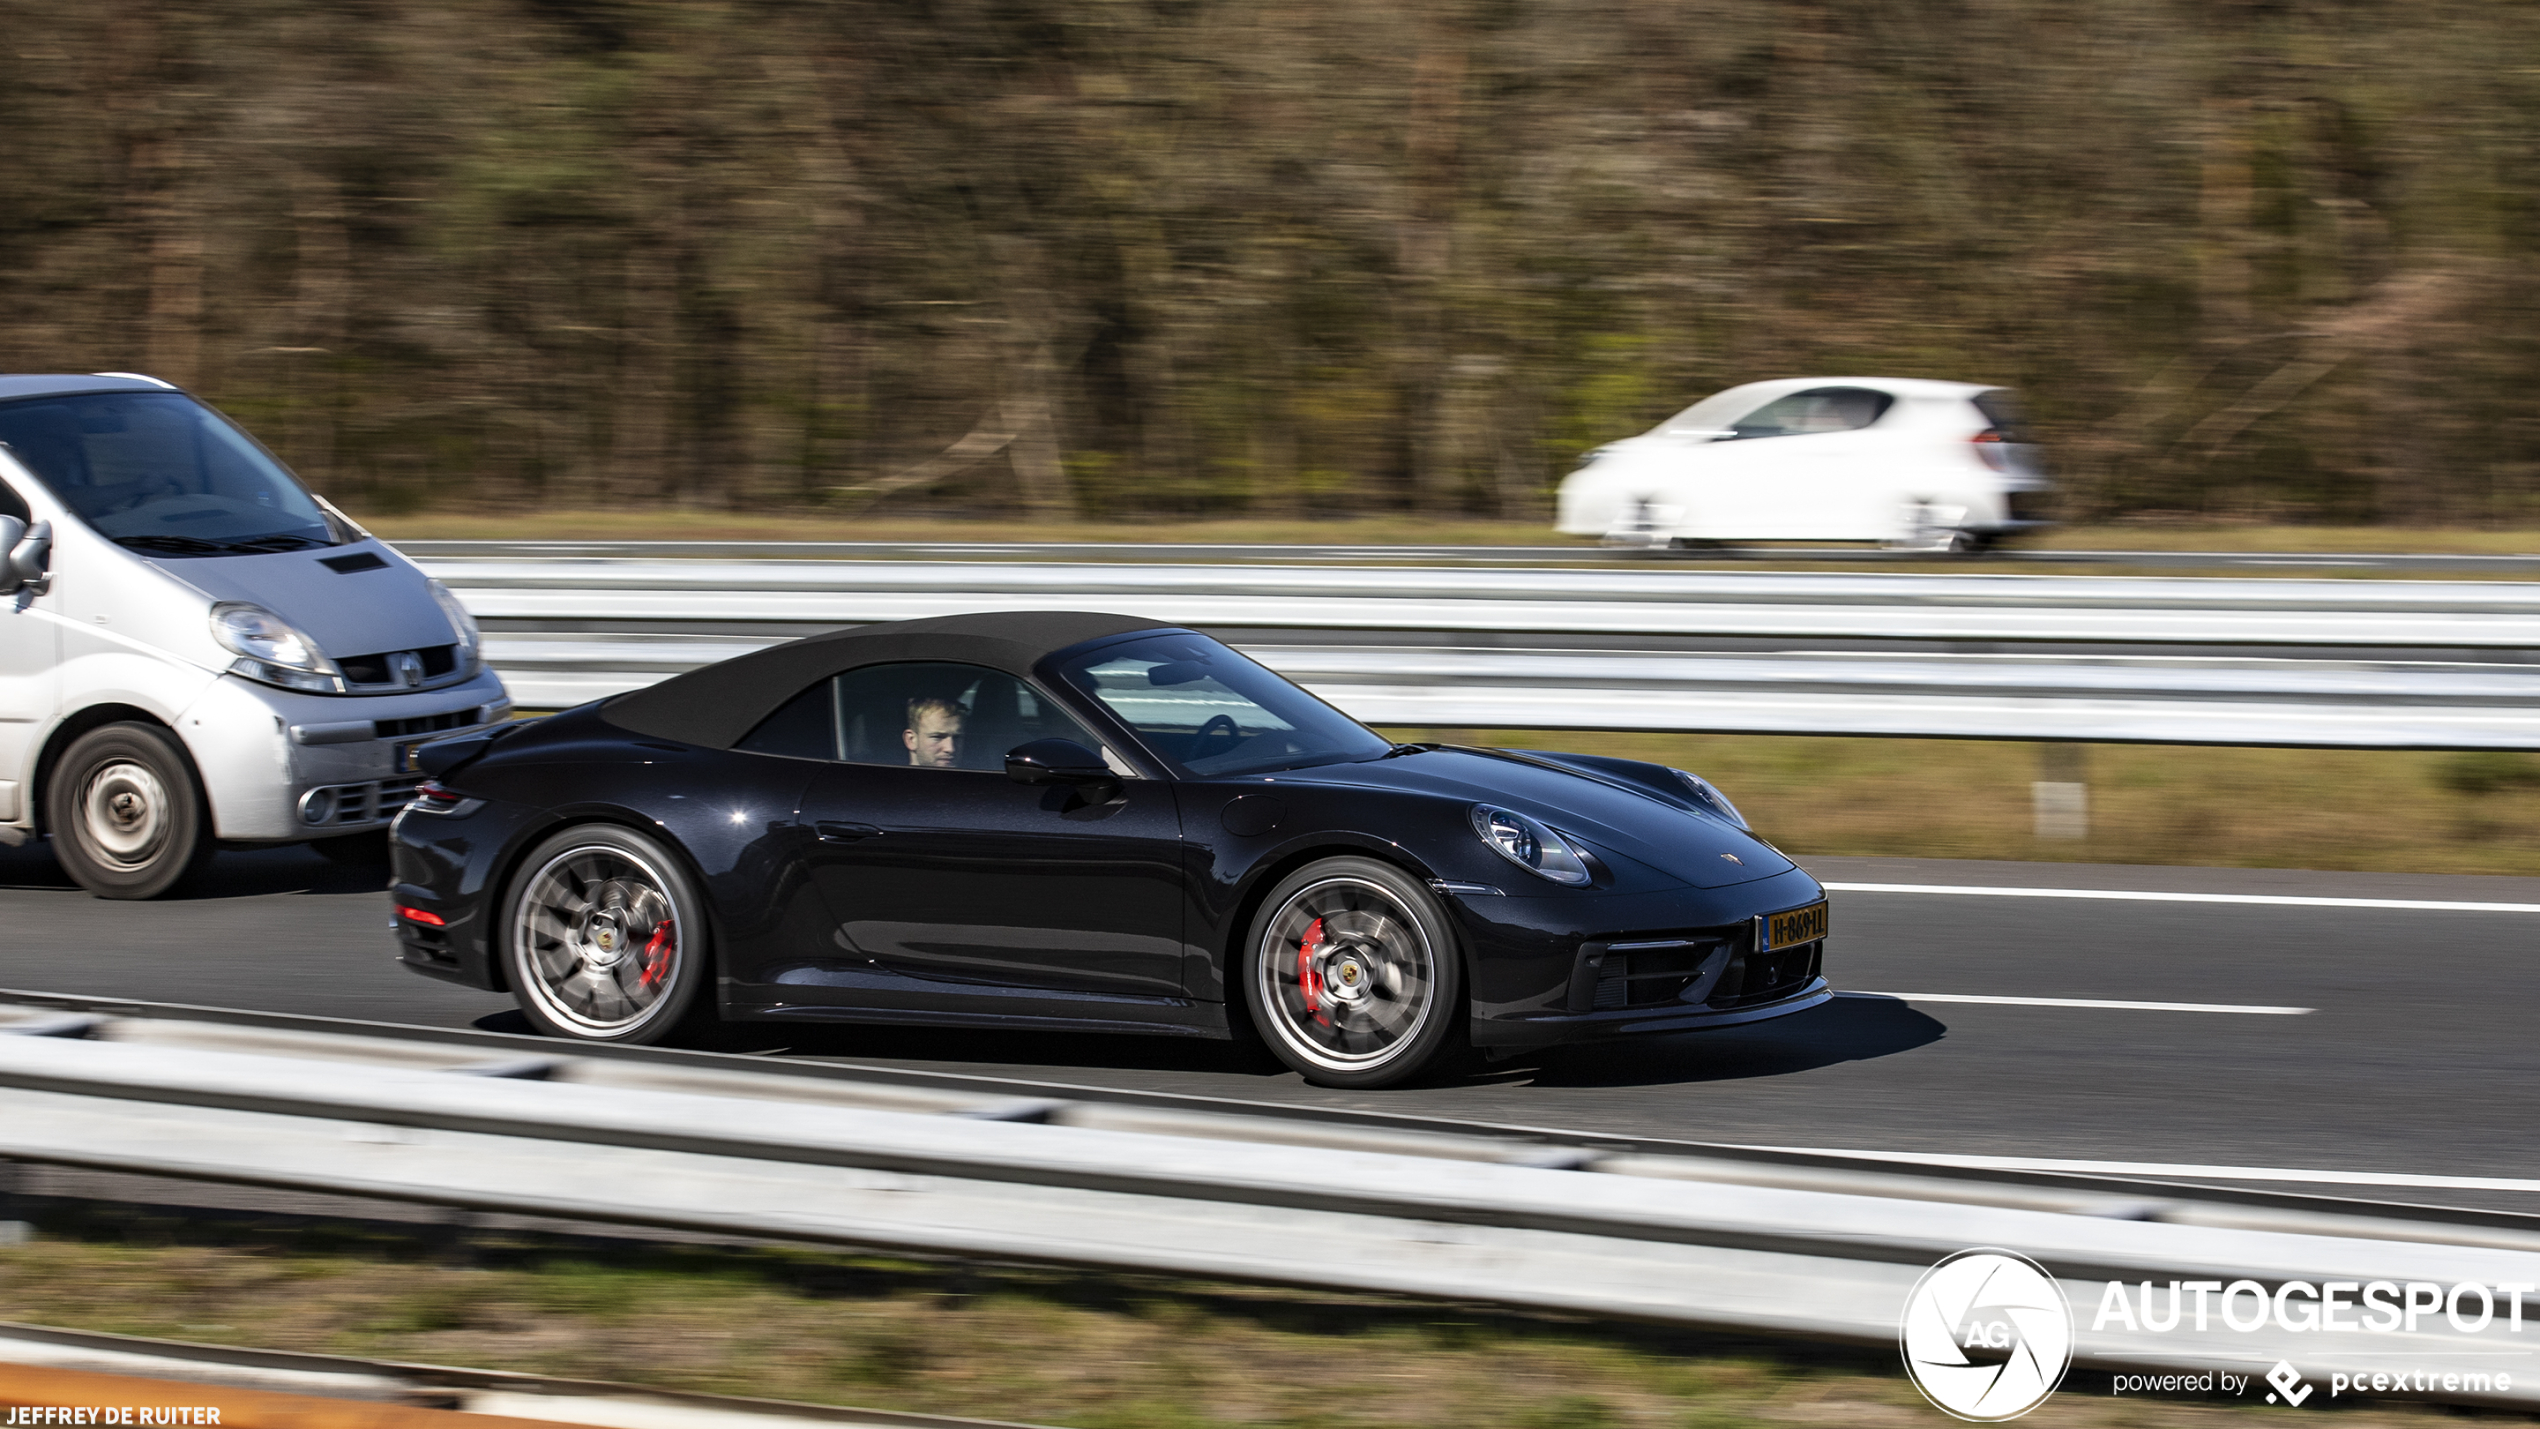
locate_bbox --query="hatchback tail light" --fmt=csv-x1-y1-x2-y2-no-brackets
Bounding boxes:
1971,429,2010,473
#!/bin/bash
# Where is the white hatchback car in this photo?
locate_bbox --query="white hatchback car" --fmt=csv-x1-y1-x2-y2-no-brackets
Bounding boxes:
1555,377,2049,550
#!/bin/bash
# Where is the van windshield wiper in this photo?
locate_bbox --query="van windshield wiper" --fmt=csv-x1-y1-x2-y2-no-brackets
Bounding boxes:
118,533,329,558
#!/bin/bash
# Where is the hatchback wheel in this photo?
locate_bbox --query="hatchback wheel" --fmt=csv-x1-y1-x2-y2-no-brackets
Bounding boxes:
46,722,215,900
503,824,709,1043
1245,857,1465,1088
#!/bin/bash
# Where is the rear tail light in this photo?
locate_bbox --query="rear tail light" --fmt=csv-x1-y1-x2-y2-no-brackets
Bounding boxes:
395,904,447,927
1971,429,2009,472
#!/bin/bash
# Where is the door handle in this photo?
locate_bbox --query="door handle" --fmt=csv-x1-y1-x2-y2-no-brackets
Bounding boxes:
815,821,883,843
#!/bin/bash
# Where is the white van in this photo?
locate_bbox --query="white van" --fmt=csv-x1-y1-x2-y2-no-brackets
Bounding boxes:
1555,376,2050,551
0,374,510,898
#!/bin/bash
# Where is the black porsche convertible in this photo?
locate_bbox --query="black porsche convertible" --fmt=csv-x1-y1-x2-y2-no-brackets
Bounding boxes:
390,611,1829,1087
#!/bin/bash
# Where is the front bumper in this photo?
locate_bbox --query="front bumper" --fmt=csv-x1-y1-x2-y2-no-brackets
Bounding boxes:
1471,977,1833,1048
1441,866,1836,1049
182,669,511,841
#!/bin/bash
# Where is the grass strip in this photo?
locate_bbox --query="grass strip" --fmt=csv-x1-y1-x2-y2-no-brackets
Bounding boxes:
0,1202,2474,1429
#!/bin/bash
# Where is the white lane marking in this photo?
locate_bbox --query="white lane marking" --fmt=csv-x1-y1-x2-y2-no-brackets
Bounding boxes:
1733,1145,2540,1195
1836,990,2312,1015
1823,881,2540,913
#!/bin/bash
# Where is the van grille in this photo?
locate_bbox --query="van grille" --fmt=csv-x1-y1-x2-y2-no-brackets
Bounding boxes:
304,777,427,826
375,709,481,740
340,644,460,689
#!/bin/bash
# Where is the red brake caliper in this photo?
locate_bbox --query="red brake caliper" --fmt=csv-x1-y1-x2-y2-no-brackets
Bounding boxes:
1296,916,1329,1025
638,921,675,990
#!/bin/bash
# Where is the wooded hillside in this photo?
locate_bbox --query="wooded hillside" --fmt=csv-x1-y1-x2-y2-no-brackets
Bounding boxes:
2,1,2534,525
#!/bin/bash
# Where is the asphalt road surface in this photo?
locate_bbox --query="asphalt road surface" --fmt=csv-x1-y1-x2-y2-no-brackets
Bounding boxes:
6,837,2538,1212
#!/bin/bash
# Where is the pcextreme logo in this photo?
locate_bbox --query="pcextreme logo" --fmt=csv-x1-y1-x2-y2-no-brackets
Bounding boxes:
1900,1249,2075,1421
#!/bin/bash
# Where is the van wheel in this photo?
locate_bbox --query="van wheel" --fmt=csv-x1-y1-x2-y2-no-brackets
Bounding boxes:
47,722,216,900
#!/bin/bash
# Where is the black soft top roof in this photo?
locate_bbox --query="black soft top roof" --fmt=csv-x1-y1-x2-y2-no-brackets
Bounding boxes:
600,609,1174,750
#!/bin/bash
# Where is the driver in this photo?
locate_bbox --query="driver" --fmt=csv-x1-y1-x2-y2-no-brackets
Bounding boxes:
904,696,967,769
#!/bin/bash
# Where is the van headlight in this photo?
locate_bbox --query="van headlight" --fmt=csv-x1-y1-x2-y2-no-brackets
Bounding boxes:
211,603,347,695
427,579,482,675
1470,805,1593,886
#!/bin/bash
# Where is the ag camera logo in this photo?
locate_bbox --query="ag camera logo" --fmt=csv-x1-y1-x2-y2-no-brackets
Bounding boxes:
1901,1249,2075,1421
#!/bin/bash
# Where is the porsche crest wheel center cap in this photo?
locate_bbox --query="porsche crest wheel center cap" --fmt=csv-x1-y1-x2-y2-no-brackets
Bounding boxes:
583,914,630,968
1325,952,1372,1004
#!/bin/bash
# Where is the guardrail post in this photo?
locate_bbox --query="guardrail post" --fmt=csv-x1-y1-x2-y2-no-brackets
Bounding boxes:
0,1157,31,1244
2034,744,2088,840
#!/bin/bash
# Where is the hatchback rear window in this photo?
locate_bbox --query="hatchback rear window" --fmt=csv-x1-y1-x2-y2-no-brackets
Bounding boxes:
1971,389,2029,441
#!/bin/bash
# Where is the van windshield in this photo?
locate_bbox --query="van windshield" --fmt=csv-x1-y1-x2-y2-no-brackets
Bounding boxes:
0,391,342,555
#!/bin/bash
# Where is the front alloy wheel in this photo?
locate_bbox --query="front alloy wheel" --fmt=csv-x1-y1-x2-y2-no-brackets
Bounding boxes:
504,825,708,1043
1245,857,1464,1088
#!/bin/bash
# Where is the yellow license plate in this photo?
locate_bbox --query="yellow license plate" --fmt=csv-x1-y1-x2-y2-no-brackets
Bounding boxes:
1763,900,1829,950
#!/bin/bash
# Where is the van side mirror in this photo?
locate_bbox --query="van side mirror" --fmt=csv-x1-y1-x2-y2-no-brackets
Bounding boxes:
4,520,50,596
1005,738,1119,794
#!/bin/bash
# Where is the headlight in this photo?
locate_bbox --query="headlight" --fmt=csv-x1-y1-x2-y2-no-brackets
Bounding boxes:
1470,805,1593,886
428,579,482,674
1671,768,1748,828
211,603,346,694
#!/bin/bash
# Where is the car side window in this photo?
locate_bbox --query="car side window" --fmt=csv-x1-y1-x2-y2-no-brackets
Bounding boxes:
0,476,26,525
735,661,1117,773
1727,386,1894,440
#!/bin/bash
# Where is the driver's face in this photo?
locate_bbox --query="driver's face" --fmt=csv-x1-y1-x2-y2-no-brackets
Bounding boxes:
906,713,963,768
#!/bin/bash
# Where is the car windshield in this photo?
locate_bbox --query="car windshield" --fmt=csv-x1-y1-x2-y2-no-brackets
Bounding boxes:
1055,633,1393,777
0,391,341,555
1656,384,1797,434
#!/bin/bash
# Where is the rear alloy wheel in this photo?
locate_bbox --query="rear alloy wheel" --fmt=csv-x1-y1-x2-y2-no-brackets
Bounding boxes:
1245,857,1465,1088
46,722,215,900
503,825,709,1044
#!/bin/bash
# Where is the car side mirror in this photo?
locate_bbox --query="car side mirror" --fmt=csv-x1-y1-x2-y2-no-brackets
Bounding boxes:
0,518,42,596
1006,738,1118,792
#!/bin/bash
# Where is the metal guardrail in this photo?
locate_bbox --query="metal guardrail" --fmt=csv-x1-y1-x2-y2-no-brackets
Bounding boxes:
3,995,2537,1408
409,554,2540,748
396,539,2540,576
